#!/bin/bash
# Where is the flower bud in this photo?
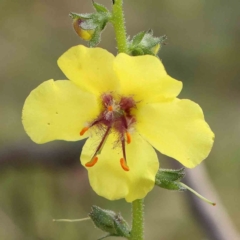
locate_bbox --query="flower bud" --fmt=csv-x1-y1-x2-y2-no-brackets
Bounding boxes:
72,18,94,41
89,205,130,238
129,30,167,56
155,168,186,191
151,43,160,55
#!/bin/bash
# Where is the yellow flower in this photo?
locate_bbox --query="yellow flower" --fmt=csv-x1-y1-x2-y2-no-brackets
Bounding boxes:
22,45,214,202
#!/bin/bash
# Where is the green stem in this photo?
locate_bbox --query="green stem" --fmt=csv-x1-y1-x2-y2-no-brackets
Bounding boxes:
111,0,128,53
111,2,144,239
129,199,144,240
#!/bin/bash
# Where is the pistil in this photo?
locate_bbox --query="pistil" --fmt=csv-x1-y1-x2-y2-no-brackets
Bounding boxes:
108,105,113,111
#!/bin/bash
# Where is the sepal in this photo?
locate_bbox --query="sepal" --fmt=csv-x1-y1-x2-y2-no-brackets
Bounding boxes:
128,30,167,56
89,205,131,238
92,1,109,13
155,168,187,191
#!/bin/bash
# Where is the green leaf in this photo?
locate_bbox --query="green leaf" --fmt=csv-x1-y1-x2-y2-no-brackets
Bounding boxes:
93,1,109,13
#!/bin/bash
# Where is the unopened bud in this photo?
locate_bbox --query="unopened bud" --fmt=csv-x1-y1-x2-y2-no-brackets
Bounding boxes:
129,31,167,56
89,205,130,238
155,167,186,191
151,43,160,55
73,18,94,41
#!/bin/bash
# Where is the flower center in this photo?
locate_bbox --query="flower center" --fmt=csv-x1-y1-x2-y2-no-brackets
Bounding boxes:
80,93,136,171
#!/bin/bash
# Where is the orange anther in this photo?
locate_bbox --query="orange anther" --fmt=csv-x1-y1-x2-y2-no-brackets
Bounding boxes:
120,158,129,171
85,156,98,167
80,127,89,136
107,105,113,112
126,132,131,144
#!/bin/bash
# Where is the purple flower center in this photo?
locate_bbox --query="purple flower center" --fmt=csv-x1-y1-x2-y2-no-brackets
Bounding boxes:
80,93,137,171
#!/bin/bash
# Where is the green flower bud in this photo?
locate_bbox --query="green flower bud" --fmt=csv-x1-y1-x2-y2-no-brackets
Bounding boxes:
89,205,130,238
128,30,167,56
155,168,186,191
151,43,160,55
70,7,111,47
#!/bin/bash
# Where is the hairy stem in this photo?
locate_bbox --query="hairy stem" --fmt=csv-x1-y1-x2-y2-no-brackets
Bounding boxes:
111,0,128,53
111,2,144,240
129,199,144,240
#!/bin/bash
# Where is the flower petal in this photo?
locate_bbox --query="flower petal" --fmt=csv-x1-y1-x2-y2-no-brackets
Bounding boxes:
22,80,100,143
57,45,119,96
81,132,159,202
113,53,182,103
136,99,214,168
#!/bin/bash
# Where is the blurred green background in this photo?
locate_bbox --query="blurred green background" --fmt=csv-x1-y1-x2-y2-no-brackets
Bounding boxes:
0,0,240,239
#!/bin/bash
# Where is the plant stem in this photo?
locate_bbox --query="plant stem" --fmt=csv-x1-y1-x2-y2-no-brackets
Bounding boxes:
111,0,128,53
129,199,144,240
111,2,144,239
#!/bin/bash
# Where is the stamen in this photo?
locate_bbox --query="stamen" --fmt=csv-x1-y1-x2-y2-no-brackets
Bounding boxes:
126,132,131,144
85,156,98,167
108,105,113,112
80,127,89,136
85,126,111,168
95,126,111,155
120,158,129,171
120,137,130,171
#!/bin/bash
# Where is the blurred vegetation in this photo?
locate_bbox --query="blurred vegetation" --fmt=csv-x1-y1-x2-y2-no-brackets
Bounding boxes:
0,0,240,239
